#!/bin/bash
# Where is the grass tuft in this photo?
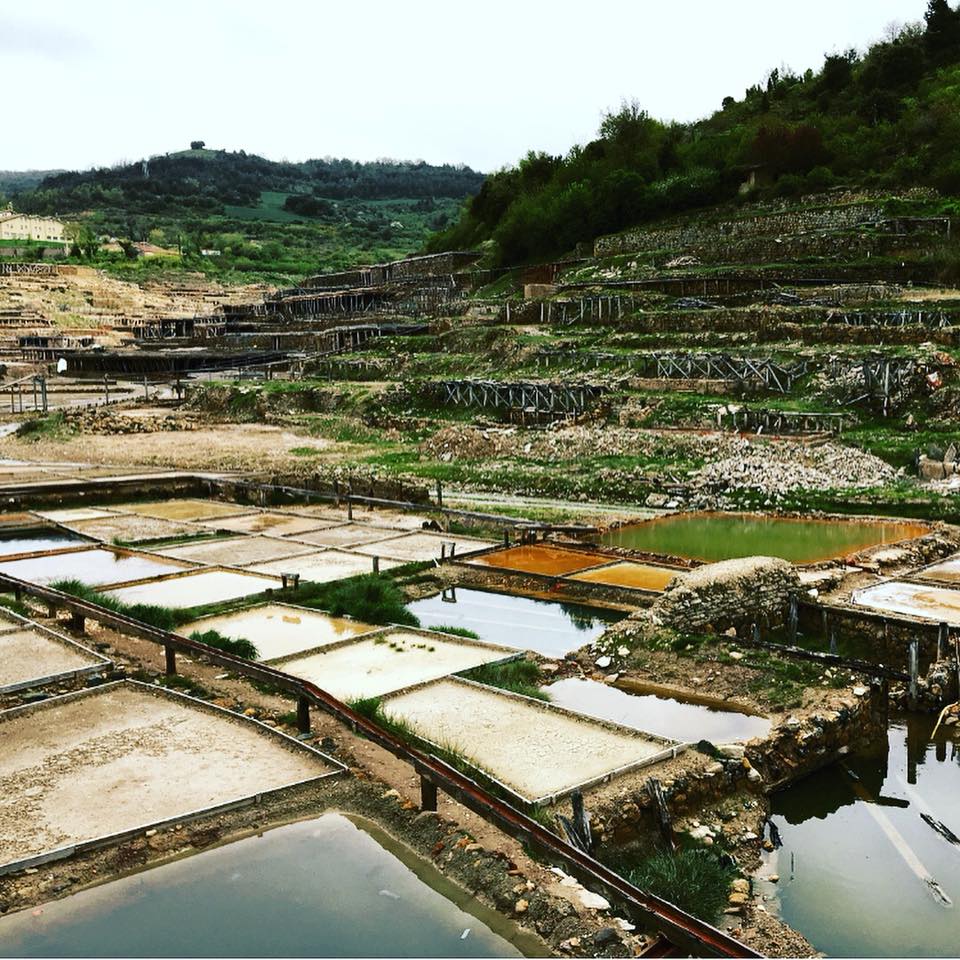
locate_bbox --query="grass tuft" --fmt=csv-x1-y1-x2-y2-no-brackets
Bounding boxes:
430,624,480,639
51,579,179,631
295,574,419,627
188,628,258,660
460,658,550,701
604,846,735,923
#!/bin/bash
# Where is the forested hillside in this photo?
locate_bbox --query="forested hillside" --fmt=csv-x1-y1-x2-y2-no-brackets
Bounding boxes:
428,0,960,264
13,149,483,217
1,148,484,282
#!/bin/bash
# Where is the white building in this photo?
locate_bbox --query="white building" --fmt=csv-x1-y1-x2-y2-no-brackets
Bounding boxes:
0,206,66,243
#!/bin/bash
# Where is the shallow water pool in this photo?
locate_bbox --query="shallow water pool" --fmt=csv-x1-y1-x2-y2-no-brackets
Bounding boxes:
0,814,539,958
764,715,960,957
406,586,619,657
544,678,770,743
600,512,926,564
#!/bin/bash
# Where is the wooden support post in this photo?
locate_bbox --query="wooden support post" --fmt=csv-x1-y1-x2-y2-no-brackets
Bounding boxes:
908,640,919,704
420,775,438,812
938,622,948,661
436,479,443,507
372,555,380,575
46,602,58,619
297,695,311,735
165,644,177,676
503,529,510,547
69,612,85,634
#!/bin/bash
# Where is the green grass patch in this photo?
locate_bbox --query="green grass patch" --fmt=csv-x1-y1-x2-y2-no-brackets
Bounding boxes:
430,624,480,639
16,413,77,442
604,847,735,924
51,579,179,631
188,628,258,660
0,593,33,618
294,574,420,627
460,658,550,701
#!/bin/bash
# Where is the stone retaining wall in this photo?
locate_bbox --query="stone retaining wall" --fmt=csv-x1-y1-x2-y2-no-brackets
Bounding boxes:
650,557,799,632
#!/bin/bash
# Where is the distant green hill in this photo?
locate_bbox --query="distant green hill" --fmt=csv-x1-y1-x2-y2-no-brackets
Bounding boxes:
428,0,960,265
0,169,63,196
3,147,485,283
14,148,484,217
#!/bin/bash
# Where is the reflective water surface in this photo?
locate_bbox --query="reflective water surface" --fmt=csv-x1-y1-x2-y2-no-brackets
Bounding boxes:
407,586,618,656
600,513,927,563
765,716,960,957
0,814,540,958
545,678,770,743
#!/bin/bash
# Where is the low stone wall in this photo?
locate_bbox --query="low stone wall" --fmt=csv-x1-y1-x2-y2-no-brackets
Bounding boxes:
595,203,884,257
650,557,799,632
587,683,886,848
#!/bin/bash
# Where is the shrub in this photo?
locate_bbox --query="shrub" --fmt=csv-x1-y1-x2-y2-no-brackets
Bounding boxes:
621,849,734,923
189,628,258,660
296,574,419,627
460,658,550,701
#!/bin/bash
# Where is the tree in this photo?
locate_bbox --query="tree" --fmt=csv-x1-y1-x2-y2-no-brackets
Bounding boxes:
63,222,98,258
924,0,960,60
190,140,206,150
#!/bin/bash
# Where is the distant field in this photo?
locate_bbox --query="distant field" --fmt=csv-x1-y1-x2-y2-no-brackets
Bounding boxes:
224,191,306,222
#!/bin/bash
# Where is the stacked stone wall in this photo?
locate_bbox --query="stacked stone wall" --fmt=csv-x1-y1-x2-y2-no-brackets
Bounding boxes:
650,556,799,632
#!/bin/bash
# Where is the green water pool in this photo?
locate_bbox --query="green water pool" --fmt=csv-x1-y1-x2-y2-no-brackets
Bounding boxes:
600,512,927,564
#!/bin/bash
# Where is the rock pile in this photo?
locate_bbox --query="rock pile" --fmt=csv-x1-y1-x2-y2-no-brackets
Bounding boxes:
688,439,898,506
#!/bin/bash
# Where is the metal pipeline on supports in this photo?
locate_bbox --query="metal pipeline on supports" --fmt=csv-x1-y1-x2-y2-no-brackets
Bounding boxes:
0,571,758,958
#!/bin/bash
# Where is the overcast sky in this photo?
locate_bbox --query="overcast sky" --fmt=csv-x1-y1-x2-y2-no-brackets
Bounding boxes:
3,0,931,174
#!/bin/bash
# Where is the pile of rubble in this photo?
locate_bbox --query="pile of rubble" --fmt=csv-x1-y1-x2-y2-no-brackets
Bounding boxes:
421,422,741,465
62,408,199,434
688,439,900,505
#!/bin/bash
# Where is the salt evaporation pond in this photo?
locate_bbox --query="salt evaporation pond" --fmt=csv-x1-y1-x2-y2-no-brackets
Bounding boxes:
406,586,619,657
0,529,88,557
544,678,770,743
763,715,960,957
600,513,927,564
0,814,538,958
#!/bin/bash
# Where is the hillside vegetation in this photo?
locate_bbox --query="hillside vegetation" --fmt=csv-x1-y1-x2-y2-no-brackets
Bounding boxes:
428,0,960,265
3,148,484,283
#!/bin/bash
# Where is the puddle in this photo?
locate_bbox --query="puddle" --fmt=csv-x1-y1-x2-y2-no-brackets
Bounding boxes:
181,604,376,661
0,814,537,958
600,513,927,564
0,548,190,587
468,544,614,577
764,715,960,957
544,678,770,743
567,561,679,592
0,529,88,557
406,587,618,657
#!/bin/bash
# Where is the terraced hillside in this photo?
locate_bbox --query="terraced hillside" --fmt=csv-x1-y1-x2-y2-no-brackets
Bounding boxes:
126,188,958,524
